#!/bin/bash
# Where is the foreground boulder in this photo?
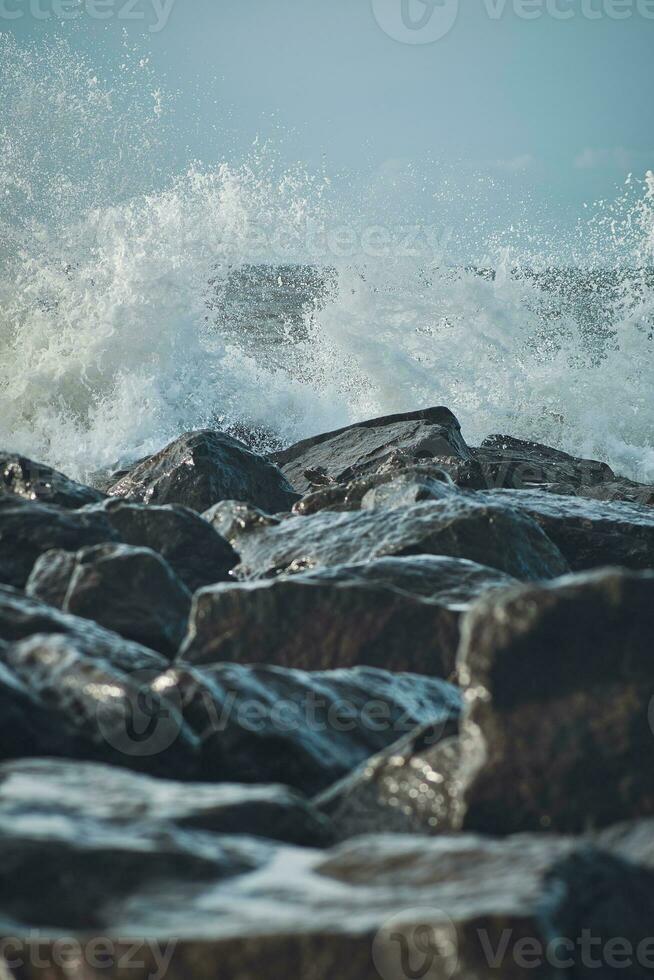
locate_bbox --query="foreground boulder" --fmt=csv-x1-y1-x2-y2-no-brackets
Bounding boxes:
27,544,191,657
0,634,199,778
180,557,516,675
0,451,105,508
229,498,569,581
0,585,165,671
324,569,654,836
0,497,119,588
81,498,238,591
0,759,333,847
270,406,472,493
483,488,654,571
152,663,461,795
3,823,654,978
107,429,299,513
475,433,654,504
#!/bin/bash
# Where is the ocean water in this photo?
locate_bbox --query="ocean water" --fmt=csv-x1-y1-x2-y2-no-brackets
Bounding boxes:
1,33,653,484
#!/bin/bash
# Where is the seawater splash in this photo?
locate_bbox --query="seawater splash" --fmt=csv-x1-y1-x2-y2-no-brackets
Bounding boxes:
1,33,653,482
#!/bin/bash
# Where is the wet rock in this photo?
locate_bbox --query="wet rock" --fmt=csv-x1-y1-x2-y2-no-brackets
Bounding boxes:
0,805,260,931
152,663,461,795
6,827,654,979
345,568,654,837
203,498,281,543
27,544,191,657
0,584,165,672
0,633,199,778
315,720,461,839
0,496,119,588
107,429,299,513
0,759,333,848
483,488,654,571
180,557,516,675
476,434,654,504
0,451,105,508
82,498,238,591
230,498,569,582
271,407,472,493
292,463,460,516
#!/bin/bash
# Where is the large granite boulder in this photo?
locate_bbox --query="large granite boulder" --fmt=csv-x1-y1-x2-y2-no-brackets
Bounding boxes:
0,451,105,508
0,585,166,671
324,569,654,836
152,663,461,795
180,557,516,675
0,759,333,848
0,497,119,588
81,498,238,591
228,498,569,582
0,633,199,778
107,429,299,513
483,488,654,571
270,407,472,494
27,544,191,657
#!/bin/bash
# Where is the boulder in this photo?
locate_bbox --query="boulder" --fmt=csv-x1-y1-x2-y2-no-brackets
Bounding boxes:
107,429,299,513
4,825,654,978
152,663,461,795
0,451,105,508
271,407,472,493
335,569,654,836
0,496,119,588
0,633,199,778
180,557,516,675
27,544,191,657
82,498,238,591
475,434,654,504
0,804,259,931
229,498,569,582
0,585,165,672
292,463,462,516
484,488,654,571
0,759,333,848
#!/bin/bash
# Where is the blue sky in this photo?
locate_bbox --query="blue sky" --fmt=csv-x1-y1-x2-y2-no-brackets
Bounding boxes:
5,0,653,227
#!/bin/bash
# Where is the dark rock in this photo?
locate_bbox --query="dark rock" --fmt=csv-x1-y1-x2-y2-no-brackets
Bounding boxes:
483,488,654,571
271,407,472,493
27,544,191,657
0,804,259,931
0,759,333,848
542,848,654,979
82,498,238,591
230,498,569,582
351,568,654,836
0,633,199,778
107,429,299,513
475,433,654,504
0,496,119,588
180,557,516,675
152,663,461,795
292,463,460,516
8,827,654,979
203,498,282,542
0,451,105,508
315,720,461,840
0,584,166,671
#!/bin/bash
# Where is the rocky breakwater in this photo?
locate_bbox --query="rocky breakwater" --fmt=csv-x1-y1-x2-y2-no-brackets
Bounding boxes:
2,408,654,979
